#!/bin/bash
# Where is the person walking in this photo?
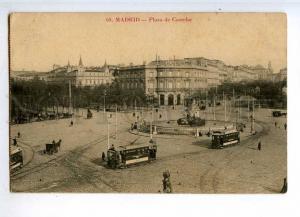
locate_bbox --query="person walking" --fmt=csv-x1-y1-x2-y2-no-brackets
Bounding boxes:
275,121,277,127
280,178,287,193
162,170,173,193
102,152,106,161
13,137,17,146
258,141,261,151
284,123,287,131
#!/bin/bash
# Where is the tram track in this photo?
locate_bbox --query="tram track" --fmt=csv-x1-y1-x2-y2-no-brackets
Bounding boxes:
11,110,272,193
199,120,270,193
28,130,137,192
11,136,108,181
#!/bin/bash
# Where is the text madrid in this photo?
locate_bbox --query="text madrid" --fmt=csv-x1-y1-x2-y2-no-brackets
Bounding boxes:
115,17,192,22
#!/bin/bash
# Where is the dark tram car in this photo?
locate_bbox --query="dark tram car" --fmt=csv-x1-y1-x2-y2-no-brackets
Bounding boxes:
272,111,282,117
272,110,287,117
107,144,157,169
211,129,240,149
10,146,24,172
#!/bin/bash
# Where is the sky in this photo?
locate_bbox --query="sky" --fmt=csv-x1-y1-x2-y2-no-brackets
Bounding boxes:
10,12,286,73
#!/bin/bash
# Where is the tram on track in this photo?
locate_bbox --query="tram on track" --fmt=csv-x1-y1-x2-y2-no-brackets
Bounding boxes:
10,146,24,172
107,143,157,169
211,129,240,149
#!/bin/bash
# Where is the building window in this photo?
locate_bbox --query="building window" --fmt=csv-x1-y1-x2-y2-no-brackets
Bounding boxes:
185,81,190,88
149,81,154,88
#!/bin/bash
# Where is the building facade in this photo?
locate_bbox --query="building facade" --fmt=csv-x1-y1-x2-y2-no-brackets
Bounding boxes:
115,57,275,106
116,58,214,106
46,57,116,87
12,56,281,106
275,67,287,82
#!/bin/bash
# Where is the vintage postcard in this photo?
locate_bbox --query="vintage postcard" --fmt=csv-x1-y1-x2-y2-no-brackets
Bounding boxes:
9,12,287,193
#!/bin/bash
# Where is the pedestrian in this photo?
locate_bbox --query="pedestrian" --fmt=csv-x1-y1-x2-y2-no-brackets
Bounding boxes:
258,141,261,151
275,122,277,127
13,137,17,146
70,120,73,126
280,178,287,193
102,152,106,161
17,132,21,138
284,123,287,131
162,170,172,193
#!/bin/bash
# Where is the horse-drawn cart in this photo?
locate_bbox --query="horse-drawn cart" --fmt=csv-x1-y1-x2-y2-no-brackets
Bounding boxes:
45,140,61,155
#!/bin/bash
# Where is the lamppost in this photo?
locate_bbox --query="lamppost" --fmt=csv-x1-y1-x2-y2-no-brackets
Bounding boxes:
103,89,106,114
107,113,110,149
116,104,118,139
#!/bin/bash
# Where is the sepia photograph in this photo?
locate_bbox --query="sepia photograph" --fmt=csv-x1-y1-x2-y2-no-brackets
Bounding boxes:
9,12,287,193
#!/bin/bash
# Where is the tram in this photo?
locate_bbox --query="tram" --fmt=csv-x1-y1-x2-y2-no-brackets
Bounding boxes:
10,146,24,172
211,129,240,149
107,143,157,169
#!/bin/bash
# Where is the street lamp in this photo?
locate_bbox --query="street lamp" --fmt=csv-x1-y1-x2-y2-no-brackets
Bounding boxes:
103,89,106,114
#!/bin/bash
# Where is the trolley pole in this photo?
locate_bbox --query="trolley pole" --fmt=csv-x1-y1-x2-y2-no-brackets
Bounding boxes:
150,106,153,140
205,90,208,119
135,98,137,123
68,80,72,114
252,98,255,132
239,99,241,121
104,90,106,114
107,114,110,149
247,96,250,121
115,104,117,140
233,88,235,123
250,98,255,133
224,92,227,122
213,96,216,121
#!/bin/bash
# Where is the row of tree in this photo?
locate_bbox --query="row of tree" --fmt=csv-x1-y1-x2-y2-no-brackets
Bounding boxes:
10,78,287,119
10,78,149,119
192,80,287,108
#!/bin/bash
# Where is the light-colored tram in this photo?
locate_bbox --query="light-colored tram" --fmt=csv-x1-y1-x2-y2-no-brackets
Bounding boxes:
211,129,240,149
10,146,24,172
107,143,157,169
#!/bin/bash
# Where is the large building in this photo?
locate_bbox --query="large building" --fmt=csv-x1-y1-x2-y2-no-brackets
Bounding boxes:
115,57,274,106
275,67,287,82
11,56,280,106
46,57,116,87
10,70,48,81
115,58,212,106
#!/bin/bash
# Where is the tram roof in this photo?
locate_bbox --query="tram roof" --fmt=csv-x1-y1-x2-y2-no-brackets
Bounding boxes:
212,129,238,135
10,146,23,155
119,143,152,150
